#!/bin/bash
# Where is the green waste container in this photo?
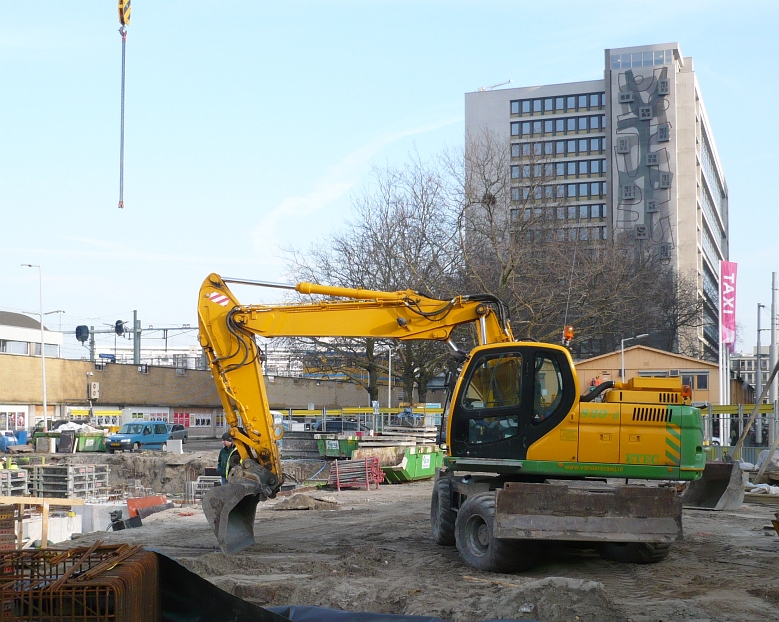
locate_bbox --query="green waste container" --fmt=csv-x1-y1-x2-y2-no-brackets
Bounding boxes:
316,434,359,458
76,434,106,452
382,446,443,483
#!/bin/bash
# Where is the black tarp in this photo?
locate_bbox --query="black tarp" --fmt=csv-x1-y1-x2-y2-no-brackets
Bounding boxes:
157,552,536,622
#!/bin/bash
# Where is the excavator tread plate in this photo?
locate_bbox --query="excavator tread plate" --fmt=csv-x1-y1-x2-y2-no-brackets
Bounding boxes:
492,481,682,543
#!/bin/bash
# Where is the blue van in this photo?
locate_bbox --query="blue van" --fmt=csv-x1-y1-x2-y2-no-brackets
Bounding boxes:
106,422,171,453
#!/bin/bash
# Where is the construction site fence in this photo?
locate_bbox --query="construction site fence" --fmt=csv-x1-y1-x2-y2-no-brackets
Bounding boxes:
701,402,779,451
275,407,444,431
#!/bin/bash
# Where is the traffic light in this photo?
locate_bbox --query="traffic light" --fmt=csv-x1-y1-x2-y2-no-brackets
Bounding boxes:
115,320,125,336
75,325,90,343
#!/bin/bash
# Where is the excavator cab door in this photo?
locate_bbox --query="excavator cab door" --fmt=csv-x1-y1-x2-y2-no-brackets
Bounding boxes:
448,345,575,460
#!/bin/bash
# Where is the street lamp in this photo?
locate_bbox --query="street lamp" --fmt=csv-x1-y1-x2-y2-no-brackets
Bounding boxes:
86,372,95,421
387,347,395,409
46,309,66,332
22,264,47,431
621,334,649,381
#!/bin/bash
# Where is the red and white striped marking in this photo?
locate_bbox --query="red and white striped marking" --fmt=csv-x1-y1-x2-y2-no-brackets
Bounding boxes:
208,292,230,306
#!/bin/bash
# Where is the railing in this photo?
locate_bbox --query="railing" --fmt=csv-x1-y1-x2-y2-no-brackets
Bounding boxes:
275,406,444,432
701,403,779,458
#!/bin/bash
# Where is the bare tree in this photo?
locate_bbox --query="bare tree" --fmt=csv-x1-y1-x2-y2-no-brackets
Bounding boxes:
285,155,459,404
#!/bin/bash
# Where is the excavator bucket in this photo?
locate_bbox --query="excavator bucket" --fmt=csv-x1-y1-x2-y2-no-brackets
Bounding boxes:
681,461,744,510
203,480,262,554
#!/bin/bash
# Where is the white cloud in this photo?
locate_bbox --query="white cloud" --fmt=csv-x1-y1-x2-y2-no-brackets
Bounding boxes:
250,116,461,258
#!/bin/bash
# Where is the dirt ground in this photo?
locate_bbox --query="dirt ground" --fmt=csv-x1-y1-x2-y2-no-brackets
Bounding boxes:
68,472,779,622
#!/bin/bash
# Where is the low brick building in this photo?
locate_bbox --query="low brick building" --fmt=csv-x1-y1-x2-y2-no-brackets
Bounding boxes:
0,353,369,438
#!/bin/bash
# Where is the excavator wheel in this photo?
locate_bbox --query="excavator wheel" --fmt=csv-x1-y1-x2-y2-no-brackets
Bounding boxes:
455,492,538,573
431,477,456,546
599,542,670,564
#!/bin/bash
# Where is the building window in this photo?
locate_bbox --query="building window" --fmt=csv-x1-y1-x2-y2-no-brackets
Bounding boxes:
522,143,531,156
511,123,520,137
590,182,600,197
578,138,588,153
556,140,565,155
591,204,601,219
544,98,553,112
566,95,575,110
555,118,565,133
578,161,588,175
567,162,576,176
522,100,531,114
556,185,565,198
533,143,542,156
511,166,520,179
556,162,565,177
567,184,577,198
590,160,600,175
567,118,576,132
578,95,587,109
545,142,554,155
0,340,29,355
544,120,553,133
533,99,542,113
555,97,564,111
567,140,576,154
511,101,520,115
590,115,600,129
578,117,587,131
533,121,542,134
511,187,521,201
511,144,521,157
579,183,589,197
32,343,60,357
696,374,709,390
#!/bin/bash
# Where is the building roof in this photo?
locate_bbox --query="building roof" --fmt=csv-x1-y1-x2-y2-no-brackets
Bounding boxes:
0,311,48,331
575,345,718,369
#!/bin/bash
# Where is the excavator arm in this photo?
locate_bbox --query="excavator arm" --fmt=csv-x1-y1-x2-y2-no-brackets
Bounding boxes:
197,273,512,553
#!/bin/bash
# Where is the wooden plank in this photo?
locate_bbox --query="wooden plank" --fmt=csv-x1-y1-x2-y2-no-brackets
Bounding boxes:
743,493,779,506
0,496,84,506
41,500,49,549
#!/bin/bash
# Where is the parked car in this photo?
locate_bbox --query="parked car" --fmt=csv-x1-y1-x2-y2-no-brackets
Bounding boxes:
106,422,170,453
312,418,370,433
166,423,189,444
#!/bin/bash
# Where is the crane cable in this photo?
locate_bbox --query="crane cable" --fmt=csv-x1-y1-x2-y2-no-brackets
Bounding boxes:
117,1,131,209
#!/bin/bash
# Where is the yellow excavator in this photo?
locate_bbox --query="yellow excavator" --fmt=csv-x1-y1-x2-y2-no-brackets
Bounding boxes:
197,273,737,570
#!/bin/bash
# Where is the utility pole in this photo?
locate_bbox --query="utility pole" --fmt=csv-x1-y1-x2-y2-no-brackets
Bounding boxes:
757,304,764,402
90,326,95,362
771,272,777,407
133,310,141,365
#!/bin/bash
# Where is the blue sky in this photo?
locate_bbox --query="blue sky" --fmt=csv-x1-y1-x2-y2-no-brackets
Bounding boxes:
1,1,777,359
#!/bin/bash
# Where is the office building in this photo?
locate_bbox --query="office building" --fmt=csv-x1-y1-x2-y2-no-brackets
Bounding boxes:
465,43,729,362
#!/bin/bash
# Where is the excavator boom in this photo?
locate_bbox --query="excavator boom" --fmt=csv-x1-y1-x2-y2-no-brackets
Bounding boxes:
197,273,512,553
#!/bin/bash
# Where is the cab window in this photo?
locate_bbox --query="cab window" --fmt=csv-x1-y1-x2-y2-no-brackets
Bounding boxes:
154,424,168,435
460,353,522,411
532,353,564,426
143,426,152,436
459,353,522,444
